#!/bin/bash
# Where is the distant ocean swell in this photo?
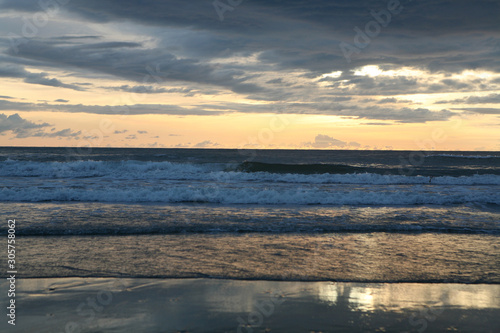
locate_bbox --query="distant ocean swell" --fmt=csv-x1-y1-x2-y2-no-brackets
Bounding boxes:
1,159,499,182
426,154,500,159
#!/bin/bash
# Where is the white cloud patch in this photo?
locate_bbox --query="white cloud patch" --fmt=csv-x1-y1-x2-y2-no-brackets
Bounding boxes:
33,128,81,138
0,113,80,138
0,113,50,135
306,134,362,149
193,140,220,148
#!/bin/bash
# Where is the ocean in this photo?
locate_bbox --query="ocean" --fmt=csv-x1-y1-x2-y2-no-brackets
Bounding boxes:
1,147,499,283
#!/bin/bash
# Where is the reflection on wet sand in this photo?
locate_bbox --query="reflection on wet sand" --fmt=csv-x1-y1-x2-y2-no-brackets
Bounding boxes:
317,283,500,311
3,278,499,333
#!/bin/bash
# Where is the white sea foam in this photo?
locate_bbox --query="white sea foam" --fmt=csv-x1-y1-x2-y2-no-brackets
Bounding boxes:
1,159,498,204
0,183,498,205
1,160,499,185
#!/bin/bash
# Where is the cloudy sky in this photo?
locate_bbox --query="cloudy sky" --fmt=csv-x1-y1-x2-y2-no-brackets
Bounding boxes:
0,0,499,150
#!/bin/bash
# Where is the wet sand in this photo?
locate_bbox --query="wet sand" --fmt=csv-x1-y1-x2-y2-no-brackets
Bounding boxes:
15,233,500,283
1,278,499,332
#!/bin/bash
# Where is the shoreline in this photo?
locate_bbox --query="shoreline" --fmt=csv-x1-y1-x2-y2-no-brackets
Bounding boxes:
5,275,500,284
2,278,499,332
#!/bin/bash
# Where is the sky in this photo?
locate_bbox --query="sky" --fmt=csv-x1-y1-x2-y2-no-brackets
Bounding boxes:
0,0,499,150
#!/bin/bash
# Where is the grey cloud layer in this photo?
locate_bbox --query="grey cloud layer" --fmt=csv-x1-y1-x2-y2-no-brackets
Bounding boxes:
0,98,455,123
1,0,499,123
435,94,500,105
2,0,499,73
0,99,224,116
5,40,262,94
452,108,500,115
0,64,84,90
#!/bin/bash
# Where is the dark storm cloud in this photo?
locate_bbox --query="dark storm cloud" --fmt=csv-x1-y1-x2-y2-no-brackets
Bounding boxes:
5,40,263,94
4,0,497,38
56,0,499,73
2,0,499,73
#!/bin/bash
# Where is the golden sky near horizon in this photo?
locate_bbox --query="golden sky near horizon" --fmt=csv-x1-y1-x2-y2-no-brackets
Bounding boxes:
1,1,499,150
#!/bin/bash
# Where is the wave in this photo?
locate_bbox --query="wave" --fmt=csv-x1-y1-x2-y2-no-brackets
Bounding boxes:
235,161,366,174
1,160,499,184
0,159,217,179
4,223,497,236
0,185,498,205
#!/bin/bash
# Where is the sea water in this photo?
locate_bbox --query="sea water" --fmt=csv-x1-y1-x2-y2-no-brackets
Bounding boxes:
0,147,499,282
